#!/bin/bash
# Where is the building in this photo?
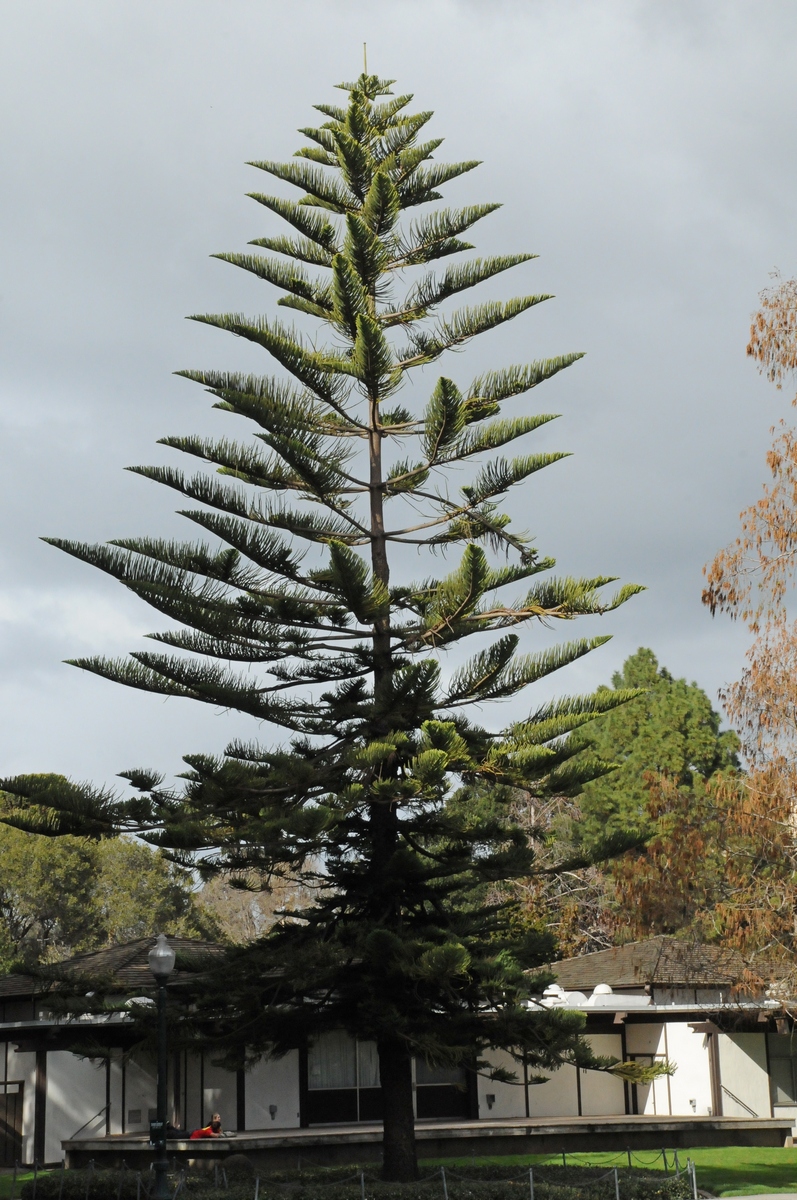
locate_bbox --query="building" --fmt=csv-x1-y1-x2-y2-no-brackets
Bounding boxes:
486,936,789,1124
0,935,792,1166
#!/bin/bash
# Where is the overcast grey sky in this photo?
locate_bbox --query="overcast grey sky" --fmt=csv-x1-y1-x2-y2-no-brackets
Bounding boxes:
2,1,795,789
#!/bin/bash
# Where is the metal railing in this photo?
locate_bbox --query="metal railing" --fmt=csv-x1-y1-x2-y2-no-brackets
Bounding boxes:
69,1104,110,1141
720,1085,758,1118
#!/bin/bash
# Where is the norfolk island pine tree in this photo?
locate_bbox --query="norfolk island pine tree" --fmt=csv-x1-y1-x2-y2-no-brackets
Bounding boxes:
0,73,659,1180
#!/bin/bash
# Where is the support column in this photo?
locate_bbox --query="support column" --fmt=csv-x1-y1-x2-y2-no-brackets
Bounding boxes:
34,1050,46,1165
236,1069,246,1131
299,1044,308,1128
708,1032,723,1116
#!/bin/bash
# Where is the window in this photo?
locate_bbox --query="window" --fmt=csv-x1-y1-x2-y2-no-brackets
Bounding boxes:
768,1034,797,1105
305,1033,472,1124
306,1032,381,1123
357,1040,380,1089
416,1060,466,1087
308,1030,357,1091
415,1060,470,1120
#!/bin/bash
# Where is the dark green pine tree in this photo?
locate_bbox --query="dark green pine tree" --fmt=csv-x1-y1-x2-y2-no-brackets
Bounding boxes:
574,647,741,849
1,73,651,1179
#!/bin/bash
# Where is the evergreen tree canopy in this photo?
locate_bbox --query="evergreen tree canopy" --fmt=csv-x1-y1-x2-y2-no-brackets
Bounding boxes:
574,648,740,848
0,73,652,1179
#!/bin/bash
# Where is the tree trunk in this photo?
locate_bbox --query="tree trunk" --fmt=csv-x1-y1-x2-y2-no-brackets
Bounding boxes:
368,394,392,725
378,1038,418,1181
367,370,415,1180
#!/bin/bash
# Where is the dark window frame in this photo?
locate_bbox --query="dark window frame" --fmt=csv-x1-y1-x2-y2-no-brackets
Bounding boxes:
303,1032,475,1124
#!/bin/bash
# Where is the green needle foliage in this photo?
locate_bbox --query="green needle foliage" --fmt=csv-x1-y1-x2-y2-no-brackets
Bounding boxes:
574,648,741,850
0,73,650,1180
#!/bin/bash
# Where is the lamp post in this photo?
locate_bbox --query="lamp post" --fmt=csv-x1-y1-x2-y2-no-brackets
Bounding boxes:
148,933,176,1200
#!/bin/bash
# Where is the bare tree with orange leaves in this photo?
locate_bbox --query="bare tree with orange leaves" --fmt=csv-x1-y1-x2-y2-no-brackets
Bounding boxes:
610,770,797,990
702,273,797,988
704,273,797,765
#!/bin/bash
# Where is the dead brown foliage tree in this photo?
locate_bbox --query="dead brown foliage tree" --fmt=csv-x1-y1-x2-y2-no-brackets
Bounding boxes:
701,273,797,990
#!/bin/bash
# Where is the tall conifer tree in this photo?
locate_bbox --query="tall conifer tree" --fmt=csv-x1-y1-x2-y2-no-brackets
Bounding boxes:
1,74,650,1179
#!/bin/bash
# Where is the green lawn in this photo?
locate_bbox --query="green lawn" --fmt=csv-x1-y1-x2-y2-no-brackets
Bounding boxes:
0,1170,50,1199
424,1148,797,1197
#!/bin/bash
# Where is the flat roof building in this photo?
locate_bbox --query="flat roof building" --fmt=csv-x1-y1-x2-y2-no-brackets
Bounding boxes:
0,936,791,1166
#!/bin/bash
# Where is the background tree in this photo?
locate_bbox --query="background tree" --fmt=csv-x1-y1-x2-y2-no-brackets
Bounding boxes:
607,770,797,979
0,824,95,969
475,649,738,956
703,272,797,763
573,647,739,849
93,837,220,946
0,821,217,971
0,73,656,1179
701,272,797,989
194,871,312,944
487,790,618,958
609,774,727,942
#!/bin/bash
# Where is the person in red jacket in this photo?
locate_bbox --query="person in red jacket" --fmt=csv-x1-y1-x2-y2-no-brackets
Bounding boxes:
190,1113,223,1139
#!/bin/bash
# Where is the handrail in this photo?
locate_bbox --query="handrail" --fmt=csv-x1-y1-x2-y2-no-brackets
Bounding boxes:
720,1085,758,1118
70,1104,110,1140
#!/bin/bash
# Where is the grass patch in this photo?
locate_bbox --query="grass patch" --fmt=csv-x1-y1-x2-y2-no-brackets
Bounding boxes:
0,1173,50,1200
423,1149,797,1197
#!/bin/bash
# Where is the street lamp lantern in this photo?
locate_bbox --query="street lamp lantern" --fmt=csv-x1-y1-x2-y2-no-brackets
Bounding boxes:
148,934,175,1200
148,933,176,980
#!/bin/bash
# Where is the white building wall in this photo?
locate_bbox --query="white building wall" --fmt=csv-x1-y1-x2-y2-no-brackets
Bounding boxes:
718,1033,770,1119
663,1023,713,1116
123,1052,157,1134
476,1049,527,1120
245,1052,301,1130
528,1063,580,1117
580,1034,626,1116
624,1023,665,1057
45,1053,107,1163
109,1055,124,1135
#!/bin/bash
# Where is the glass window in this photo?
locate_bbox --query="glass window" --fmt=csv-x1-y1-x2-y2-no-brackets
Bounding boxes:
770,1058,795,1105
415,1059,466,1086
357,1041,380,1089
768,1033,797,1058
308,1031,356,1090
768,1034,797,1104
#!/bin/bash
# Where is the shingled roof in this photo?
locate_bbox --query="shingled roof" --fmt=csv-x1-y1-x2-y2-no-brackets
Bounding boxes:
551,936,746,992
0,937,224,1000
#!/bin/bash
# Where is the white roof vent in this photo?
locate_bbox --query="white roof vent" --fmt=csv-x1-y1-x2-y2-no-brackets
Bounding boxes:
592,983,613,995
543,983,565,997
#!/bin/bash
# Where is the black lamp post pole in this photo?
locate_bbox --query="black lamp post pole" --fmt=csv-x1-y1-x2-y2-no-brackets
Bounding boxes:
153,978,170,1200
148,934,176,1200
